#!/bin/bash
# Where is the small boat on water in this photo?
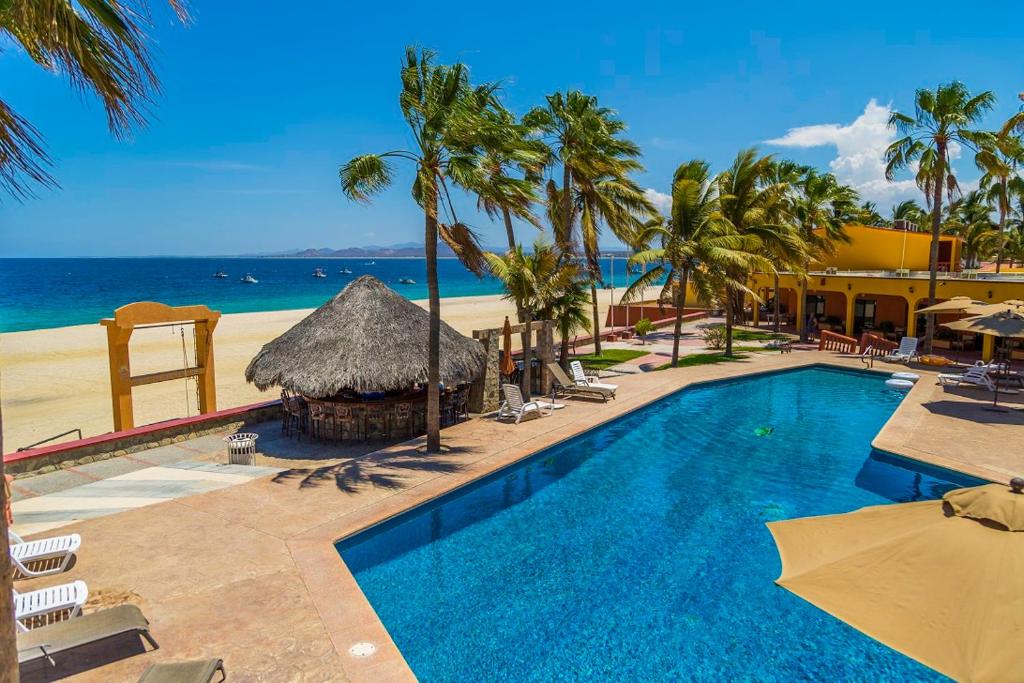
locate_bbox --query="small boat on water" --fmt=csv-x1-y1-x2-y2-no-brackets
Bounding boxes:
213,271,229,279
313,267,327,278
339,268,353,274
398,277,416,285
364,260,376,266
241,273,258,284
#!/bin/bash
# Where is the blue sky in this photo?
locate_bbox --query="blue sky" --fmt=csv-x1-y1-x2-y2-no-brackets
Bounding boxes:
1,1,1022,257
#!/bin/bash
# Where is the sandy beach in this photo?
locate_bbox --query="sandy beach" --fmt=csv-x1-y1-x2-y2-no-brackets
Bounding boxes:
0,292,633,451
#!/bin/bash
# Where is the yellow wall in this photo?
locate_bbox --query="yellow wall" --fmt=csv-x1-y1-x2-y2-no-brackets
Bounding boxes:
749,271,1024,348
813,224,962,272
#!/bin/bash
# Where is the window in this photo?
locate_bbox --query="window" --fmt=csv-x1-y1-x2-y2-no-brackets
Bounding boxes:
854,299,877,333
805,295,826,318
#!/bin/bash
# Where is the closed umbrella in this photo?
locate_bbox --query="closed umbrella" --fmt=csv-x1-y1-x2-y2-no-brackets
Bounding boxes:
767,480,1024,683
500,316,516,378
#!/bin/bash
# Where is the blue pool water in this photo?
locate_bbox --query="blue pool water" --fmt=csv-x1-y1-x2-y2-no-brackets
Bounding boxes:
338,367,981,681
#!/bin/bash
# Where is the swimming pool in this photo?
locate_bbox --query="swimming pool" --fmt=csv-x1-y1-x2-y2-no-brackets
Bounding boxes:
338,366,981,681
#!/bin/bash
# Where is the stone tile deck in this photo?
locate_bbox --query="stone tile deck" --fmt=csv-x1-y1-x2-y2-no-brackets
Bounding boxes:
13,351,1024,681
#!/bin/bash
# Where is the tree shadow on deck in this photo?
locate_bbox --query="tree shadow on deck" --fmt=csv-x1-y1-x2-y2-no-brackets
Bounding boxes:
269,443,477,494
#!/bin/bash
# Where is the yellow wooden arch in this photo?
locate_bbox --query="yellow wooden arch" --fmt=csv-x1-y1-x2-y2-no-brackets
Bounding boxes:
100,301,221,431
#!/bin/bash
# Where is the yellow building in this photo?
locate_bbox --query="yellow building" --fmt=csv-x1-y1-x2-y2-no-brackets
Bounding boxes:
746,223,1024,360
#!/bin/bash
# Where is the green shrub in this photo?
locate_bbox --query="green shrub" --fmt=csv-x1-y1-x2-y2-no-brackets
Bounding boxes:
701,325,728,350
634,318,655,344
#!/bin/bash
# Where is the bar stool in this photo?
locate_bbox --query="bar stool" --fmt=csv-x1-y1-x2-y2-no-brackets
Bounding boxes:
364,403,388,440
307,401,330,441
333,403,360,441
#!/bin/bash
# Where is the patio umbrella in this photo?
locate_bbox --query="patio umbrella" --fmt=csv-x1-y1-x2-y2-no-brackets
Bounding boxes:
914,296,986,314
944,310,1024,410
964,300,1024,316
767,480,1024,683
500,316,516,377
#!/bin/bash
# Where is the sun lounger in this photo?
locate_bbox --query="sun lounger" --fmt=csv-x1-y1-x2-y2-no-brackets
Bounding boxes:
138,658,226,683
9,530,81,578
548,363,616,401
938,365,997,391
569,361,619,392
17,604,157,666
884,336,919,363
497,384,551,424
14,580,88,632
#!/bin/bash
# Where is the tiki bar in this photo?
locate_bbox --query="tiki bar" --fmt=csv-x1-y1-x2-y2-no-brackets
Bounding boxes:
244,275,486,441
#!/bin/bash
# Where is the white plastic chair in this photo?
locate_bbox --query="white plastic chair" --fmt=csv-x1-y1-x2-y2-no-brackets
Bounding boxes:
14,580,88,632
497,384,550,424
9,530,81,578
885,336,919,363
938,365,997,391
569,361,620,392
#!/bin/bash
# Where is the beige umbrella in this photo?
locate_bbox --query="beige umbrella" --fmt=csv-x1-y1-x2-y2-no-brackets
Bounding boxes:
964,300,1024,316
914,296,986,314
944,311,1024,409
945,310,1024,338
500,316,516,377
767,480,1024,683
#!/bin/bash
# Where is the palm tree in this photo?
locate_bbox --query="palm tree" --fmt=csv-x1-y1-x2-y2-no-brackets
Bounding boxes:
977,129,1024,273
0,0,189,199
885,82,996,351
947,191,1000,267
485,240,580,395
474,105,547,252
524,91,655,355
760,159,809,333
891,199,926,226
717,149,805,347
855,201,885,225
1,3,188,674
542,274,592,364
622,160,754,365
791,168,856,340
340,48,492,453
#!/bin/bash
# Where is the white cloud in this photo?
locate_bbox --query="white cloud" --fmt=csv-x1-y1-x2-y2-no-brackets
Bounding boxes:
764,99,920,205
644,188,672,215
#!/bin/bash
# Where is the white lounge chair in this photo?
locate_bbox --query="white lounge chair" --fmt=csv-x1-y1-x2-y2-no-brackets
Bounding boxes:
14,580,88,632
885,336,919,363
547,363,616,401
938,365,997,391
497,384,551,424
569,361,620,392
9,531,81,578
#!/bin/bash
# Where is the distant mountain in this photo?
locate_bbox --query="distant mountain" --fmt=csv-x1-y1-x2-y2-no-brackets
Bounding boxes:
262,243,494,258
248,242,634,258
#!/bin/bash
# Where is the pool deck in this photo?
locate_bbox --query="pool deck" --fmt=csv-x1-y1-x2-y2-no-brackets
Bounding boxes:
12,351,1024,681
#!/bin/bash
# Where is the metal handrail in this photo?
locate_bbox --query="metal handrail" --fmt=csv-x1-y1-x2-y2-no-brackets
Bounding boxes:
17,429,83,451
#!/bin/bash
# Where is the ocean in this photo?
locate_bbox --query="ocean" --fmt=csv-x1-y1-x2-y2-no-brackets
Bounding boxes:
0,257,649,333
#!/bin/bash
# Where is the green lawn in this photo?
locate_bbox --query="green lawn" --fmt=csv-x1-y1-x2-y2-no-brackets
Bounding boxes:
573,348,648,370
653,345,780,370
730,329,791,342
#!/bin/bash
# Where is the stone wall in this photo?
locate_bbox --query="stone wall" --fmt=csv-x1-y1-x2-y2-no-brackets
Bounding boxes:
6,402,282,478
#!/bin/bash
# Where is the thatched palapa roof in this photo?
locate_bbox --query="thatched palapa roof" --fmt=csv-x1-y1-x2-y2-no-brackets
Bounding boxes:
245,275,486,396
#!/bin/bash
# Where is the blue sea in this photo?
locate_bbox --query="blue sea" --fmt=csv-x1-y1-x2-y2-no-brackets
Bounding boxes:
0,257,645,333
339,367,980,681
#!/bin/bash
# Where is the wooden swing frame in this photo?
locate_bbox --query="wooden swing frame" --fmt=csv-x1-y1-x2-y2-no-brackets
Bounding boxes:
100,302,221,431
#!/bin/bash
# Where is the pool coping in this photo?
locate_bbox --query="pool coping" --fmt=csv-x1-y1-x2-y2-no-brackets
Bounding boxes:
289,354,988,682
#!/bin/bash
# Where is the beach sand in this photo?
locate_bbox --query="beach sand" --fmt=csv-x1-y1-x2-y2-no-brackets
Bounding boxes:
1,292,636,451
